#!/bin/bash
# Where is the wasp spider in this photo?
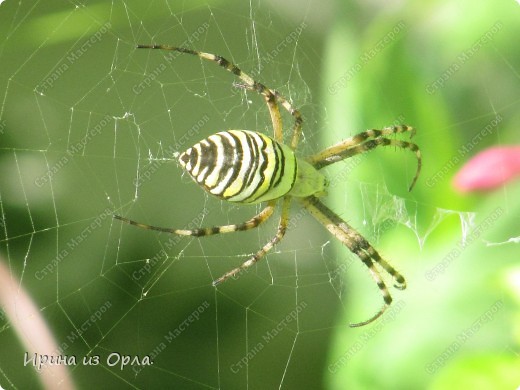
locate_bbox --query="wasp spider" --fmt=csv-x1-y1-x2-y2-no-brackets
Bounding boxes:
115,44,421,327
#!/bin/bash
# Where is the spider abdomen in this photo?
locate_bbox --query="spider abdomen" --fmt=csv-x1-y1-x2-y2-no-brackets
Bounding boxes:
178,130,326,204
179,130,295,203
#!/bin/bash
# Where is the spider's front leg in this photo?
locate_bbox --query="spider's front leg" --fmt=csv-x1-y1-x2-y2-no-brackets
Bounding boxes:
300,196,406,327
307,125,421,191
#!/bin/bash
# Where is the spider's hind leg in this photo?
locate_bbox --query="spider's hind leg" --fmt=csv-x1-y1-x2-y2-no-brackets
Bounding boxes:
114,200,276,237
136,44,304,148
232,81,284,143
212,197,292,286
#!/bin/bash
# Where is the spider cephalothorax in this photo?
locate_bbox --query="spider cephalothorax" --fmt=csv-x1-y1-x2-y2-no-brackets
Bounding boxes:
115,44,421,327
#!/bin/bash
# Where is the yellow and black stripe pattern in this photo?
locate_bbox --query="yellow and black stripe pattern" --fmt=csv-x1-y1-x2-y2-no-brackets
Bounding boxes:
178,130,297,204
115,44,422,327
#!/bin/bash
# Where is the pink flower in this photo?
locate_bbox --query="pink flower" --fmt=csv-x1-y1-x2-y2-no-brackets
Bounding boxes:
453,146,520,192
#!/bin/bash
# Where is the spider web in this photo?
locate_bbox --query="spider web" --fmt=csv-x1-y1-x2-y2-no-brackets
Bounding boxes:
1,1,518,389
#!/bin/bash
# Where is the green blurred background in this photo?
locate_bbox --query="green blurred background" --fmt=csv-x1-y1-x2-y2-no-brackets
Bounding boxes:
0,0,519,389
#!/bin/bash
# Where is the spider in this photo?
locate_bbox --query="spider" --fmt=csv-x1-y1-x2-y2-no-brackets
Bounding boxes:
115,44,421,327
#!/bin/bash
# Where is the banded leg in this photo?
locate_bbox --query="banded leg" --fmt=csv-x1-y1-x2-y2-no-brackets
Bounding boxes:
212,197,291,286
300,196,406,327
308,130,421,191
114,200,276,237
308,125,416,168
375,256,406,290
136,44,303,149
266,94,284,143
329,137,420,191
233,82,284,143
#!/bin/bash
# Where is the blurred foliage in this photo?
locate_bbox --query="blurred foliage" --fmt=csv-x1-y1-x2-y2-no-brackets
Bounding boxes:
0,0,518,389
323,1,520,389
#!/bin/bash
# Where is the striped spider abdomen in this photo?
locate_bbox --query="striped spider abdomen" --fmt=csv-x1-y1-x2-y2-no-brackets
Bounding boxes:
178,130,327,204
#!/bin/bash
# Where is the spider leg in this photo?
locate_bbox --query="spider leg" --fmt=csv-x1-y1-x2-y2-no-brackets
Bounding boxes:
349,257,388,327
114,200,276,237
308,125,416,166
308,126,421,191
286,94,303,150
264,94,284,144
333,137,421,191
300,196,405,327
212,197,291,286
233,82,283,143
136,44,303,148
